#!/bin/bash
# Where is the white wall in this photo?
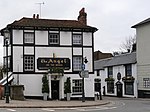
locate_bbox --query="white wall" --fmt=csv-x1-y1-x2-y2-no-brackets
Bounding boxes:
35,31,48,45
13,30,23,44
60,32,72,45
13,47,23,72
83,32,92,46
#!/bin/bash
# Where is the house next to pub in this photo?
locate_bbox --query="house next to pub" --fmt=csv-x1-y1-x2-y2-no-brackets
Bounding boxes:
94,52,137,98
0,8,98,100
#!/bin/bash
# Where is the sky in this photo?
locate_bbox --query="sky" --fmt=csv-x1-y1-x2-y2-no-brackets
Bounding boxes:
0,0,150,63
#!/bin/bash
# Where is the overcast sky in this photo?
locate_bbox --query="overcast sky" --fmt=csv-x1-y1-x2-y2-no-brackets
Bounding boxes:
0,0,150,63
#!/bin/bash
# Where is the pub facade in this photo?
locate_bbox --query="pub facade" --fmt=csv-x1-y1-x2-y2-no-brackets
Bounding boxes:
1,8,97,100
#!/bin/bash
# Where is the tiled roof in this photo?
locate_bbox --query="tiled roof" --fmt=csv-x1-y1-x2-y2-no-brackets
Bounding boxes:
7,17,97,31
132,18,150,28
104,52,136,67
94,52,136,70
94,58,111,70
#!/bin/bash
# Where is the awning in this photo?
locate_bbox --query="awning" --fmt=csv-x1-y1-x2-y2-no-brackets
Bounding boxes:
0,72,13,85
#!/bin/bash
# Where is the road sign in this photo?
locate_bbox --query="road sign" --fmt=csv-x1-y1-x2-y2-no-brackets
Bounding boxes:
82,64,85,70
80,70,89,78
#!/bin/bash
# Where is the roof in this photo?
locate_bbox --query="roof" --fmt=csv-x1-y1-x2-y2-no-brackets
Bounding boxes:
94,58,111,70
132,18,150,28
104,52,136,67
6,17,97,32
94,52,136,70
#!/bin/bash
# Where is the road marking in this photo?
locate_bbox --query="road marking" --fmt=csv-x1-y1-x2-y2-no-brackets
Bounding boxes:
42,108,55,111
7,109,16,111
75,106,117,111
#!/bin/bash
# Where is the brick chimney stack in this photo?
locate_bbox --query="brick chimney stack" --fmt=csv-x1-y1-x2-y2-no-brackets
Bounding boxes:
78,8,87,25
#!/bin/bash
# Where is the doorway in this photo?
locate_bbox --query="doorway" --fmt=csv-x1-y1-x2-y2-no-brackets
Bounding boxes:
51,80,59,100
116,81,123,97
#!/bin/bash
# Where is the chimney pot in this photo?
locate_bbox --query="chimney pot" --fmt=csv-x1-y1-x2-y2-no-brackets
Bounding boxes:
33,14,36,19
36,14,39,19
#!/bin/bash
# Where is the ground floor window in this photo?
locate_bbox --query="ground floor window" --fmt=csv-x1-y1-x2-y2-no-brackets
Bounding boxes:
125,82,134,95
143,78,150,88
107,81,114,93
24,55,34,72
72,79,82,95
94,79,101,92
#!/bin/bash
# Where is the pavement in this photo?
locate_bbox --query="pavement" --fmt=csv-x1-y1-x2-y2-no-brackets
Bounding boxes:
0,99,110,108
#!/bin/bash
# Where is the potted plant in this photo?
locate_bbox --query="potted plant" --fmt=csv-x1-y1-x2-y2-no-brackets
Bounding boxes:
64,77,71,101
42,74,49,100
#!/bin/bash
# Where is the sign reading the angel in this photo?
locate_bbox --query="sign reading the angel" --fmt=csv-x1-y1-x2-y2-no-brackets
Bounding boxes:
37,58,70,70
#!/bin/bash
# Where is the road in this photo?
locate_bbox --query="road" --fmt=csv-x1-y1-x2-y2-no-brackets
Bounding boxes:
0,97,150,112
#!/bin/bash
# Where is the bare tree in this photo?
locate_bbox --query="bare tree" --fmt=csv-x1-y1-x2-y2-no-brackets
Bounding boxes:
120,35,136,52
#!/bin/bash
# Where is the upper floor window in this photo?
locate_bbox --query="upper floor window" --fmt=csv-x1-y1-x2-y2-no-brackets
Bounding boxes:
24,32,34,44
49,33,59,45
125,64,132,76
108,66,113,78
73,56,82,71
73,34,82,45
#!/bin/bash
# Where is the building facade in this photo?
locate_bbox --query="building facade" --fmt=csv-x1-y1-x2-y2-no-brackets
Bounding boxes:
1,8,98,100
94,52,137,98
132,18,150,98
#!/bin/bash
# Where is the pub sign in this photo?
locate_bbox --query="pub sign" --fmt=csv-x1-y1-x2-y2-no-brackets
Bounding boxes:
37,58,70,70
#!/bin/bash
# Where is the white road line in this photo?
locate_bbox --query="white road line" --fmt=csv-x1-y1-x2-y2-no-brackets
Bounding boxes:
7,109,16,111
75,107,117,111
42,108,55,111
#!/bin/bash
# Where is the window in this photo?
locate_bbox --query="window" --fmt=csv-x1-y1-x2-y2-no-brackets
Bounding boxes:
94,79,101,92
49,33,59,45
125,82,134,95
143,78,150,88
107,82,114,93
73,56,82,71
97,70,100,76
24,55,34,72
125,64,132,76
73,34,82,45
108,66,113,78
24,32,34,44
72,79,82,95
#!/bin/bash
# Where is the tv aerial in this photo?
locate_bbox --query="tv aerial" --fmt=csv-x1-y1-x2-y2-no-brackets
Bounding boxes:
36,2,44,17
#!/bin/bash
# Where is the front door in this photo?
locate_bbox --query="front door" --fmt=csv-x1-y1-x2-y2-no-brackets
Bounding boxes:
116,83,123,97
51,80,59,100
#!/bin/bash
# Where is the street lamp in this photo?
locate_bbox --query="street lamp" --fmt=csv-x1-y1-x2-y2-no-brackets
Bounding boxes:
82,57,88,102
3,29,10,103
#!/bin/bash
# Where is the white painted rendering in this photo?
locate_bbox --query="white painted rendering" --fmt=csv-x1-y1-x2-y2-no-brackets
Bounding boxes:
13,30,23,44
136,23,150,91
60,32,72,45
83,32,92,46
35,31,48,45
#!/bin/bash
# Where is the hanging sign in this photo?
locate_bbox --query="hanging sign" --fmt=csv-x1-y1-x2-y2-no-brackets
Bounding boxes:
37,58,70,70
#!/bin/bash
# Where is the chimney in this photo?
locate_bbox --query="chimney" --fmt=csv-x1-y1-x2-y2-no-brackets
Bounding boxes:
78,8,87,25
33,14,36,19
36,14,39,19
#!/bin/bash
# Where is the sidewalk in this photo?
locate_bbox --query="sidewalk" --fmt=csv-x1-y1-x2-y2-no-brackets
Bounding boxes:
0,99,110,108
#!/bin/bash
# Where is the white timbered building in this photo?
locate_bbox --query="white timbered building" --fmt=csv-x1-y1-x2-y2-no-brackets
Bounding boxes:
1,8,97,100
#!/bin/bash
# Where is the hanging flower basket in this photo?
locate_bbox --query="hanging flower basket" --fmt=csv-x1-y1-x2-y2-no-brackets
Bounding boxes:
122,76,135,82
48,67,64,75
105,77,115,82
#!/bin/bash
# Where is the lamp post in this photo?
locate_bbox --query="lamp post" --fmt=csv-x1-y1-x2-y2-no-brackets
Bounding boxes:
3,29,10,103
82,57,88,102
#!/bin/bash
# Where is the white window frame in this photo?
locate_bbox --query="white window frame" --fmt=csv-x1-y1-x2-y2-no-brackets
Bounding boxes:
72,79,82,95
73,56,82,71
73,34,82,45
24,55,34,72
24,32,34,44
49,33,59,45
